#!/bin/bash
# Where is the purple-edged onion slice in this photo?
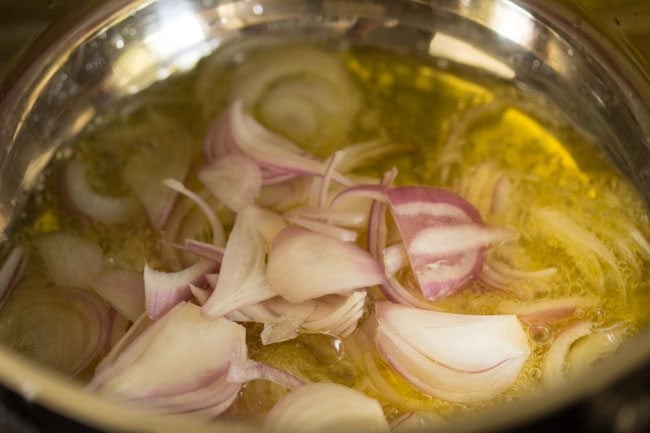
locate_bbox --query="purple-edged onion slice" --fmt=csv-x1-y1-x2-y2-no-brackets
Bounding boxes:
387,186,516,301
267,226,384,303
265,382,389,433
375,302,529,403
144,258,216,320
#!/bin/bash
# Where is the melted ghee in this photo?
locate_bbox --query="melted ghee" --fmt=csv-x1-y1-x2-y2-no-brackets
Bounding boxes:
2,45,649,422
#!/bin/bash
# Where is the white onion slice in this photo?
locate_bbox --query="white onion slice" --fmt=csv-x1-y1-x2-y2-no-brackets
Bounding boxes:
64,159,140,225
285,207,368,228
0,286,111,376
35,232,103,289
301,291,367,337
319,151,346,207
375,302,529,403
0,246,25,308
202,206,279,319
163,239,225,264
90,302,246,416
542,321,592,388
285,215,358,242
144,258,216,320
230,101,352,186
567,324,625,376
267,226,384,303
95,313,151,376
163,179,225,246
93,270,145,321
336,140,411,174
199,153,262,212
497,297,598,325
230,46,360,151
227,359,305,389
532,208,622,291
159,189,224,271
265,382,389,433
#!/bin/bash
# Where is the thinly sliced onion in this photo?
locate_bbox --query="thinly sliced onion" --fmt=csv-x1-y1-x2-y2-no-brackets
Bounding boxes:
0,286,111,376
261,299,317,345
35,232,103,289
90,302,246,417
108,312,131,350
159,189,224,271
230,46,360,150
163,239,225,264
336,140,413,174
199,154,262,212
123,131,193,230
0,246,25,308
96,313,151,376
65,159,140,225
227,359,305,389
391,412,443,433
542,321,592,388
480,254,557,290
456,162,509,218
267,226,384,303
567,323,625,376
189,284,210,306
144,258,216,320
285,207,368,228
93,270,145,321
532,208,622,291
229,291,366,344
387,187,515,301
202,206,278,319
257,177,311,212
163,179,225,246
265,382,389,433
285,216,358,242
330,184,388,209
497,297,598,325
376,302,529,403
301,291,367,337
319,151,346,207
368,169,438,309
229,101,352,186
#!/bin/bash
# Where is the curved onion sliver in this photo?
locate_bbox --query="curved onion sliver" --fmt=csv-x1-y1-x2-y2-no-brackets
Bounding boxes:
375,302,529,403
265,382,389,433
542,321,592,388
65,159,140,225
